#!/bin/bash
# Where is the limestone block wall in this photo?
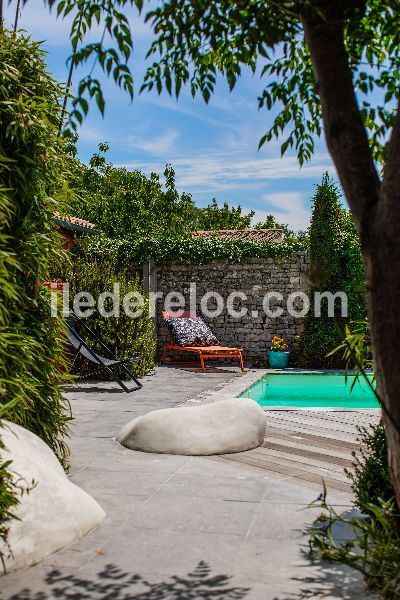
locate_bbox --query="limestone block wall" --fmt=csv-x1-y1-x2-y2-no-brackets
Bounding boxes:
155,251,309,367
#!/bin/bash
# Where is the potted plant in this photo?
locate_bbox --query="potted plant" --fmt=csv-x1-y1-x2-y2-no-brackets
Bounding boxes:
268,336,289,368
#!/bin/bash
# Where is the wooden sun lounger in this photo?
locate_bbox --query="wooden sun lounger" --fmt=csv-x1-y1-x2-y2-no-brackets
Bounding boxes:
161,310,244,372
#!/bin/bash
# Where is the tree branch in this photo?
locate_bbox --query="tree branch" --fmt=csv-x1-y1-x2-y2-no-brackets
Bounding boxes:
302,6,380,240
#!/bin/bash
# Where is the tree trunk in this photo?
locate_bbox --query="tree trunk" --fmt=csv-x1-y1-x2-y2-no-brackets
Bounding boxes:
302,4,400,505
366,104,400,505
364,238,400,505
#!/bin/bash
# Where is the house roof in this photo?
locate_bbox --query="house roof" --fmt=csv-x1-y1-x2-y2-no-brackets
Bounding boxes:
53,212,100,234
192,229,284,243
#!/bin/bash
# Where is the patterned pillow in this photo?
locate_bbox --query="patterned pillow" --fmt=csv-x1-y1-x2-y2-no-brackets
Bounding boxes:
165,317,220,347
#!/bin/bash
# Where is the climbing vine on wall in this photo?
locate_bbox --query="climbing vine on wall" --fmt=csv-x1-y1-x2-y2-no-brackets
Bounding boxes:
78,234,307,267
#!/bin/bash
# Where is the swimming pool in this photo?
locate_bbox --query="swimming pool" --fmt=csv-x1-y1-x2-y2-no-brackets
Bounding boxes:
239,372,379,409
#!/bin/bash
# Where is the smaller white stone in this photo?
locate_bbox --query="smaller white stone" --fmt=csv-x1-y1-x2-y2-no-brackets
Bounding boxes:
1,421,105,574
117,397,266,455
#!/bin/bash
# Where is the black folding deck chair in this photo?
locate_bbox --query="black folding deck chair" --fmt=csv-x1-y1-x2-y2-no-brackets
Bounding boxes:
66,309,142,393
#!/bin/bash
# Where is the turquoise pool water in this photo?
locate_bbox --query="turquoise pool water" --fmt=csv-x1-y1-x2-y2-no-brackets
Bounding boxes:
239,373,379,409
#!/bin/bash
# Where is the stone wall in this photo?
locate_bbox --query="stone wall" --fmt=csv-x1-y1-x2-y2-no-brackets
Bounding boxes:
155,251,309,367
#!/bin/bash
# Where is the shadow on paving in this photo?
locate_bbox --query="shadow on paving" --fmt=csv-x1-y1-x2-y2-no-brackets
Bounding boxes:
4,559,371,600
63,385,128,394
162,365,241,373
272,550,370,600
7,562,250,600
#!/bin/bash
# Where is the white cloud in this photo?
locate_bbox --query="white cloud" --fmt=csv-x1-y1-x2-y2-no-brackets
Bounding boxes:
254,192,311,231
78,123,109,144
143,95,237,129
127,129,179,155
119,152,332,194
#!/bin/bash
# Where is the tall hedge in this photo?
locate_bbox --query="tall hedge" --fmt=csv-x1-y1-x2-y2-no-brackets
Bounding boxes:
298,174,366,367
0,31,71,556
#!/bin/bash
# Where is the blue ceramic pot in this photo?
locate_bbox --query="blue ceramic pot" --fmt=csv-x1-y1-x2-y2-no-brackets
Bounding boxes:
268,351,290,369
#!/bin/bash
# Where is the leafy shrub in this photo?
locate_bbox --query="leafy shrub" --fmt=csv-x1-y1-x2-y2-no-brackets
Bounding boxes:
298,174,366,368
0,29,71,457
0,31,72,554
347,421,395,512
61,249,156,379
328,321,374,375
69,151,197,241
0,455,19,568
308,490,400,599
0,412,20,568
195,198,254,230
0,404,35,569
307,334,399,598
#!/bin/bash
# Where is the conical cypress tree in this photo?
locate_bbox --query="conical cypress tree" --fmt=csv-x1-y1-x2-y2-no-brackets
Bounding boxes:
298,173,365,367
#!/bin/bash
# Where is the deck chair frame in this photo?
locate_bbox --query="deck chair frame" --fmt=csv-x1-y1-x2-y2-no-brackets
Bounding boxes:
161,310,244,372
66,309,142,393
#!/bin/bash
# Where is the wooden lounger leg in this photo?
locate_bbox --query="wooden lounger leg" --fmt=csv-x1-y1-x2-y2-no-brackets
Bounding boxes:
238,351,244,372
198,351,206,372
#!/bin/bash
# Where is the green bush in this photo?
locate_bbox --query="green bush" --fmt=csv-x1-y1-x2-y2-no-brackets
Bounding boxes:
346,421,396,513
69,151,197,241
298,174,366,368
0,415,20,568
329,323,395,511
308,489,400,599
0,29,71,456
306,338,399,598
0,402,35,568
194,198,254,230
62,249,156,379
0,31,72,554
0,459,19,568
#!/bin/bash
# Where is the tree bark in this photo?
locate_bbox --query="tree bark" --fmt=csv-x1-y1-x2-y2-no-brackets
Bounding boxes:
364,240,400,506
303,4,400,505
366,103,400,505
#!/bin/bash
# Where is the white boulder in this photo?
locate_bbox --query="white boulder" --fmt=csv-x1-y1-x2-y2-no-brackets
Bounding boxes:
0,421,105,574
117,397,266,455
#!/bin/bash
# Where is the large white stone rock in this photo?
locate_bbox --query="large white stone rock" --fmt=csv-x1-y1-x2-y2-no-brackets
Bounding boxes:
0,421,105,574
117,397,266,455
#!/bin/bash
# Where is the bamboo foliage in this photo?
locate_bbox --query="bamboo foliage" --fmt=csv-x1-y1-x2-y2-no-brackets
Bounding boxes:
0,30,72,558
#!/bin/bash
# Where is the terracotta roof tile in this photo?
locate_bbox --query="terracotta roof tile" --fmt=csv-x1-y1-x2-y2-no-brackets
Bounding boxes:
192,229,283,243
53,212,97,231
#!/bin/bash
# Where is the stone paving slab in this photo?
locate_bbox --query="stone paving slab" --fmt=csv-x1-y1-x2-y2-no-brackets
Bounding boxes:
0,367,375,599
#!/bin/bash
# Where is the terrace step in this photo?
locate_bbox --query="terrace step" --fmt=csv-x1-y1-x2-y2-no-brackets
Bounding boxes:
215,409,381,493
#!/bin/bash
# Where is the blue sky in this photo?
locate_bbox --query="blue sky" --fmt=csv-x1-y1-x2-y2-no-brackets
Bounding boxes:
4,1,339,230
